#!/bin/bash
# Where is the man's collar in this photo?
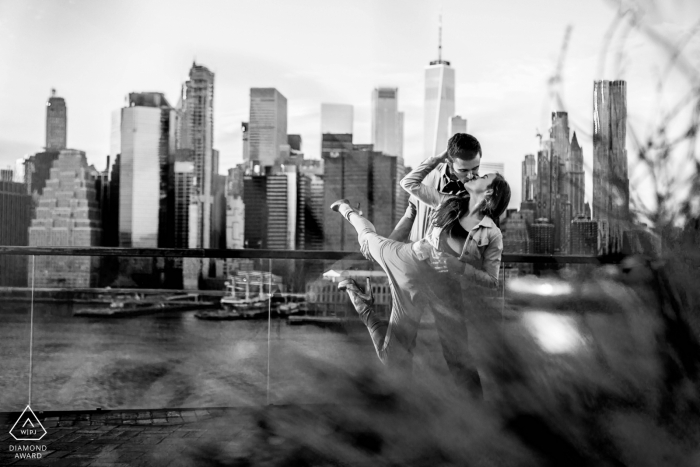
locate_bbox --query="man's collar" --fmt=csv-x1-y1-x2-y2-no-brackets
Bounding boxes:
440,162,452,180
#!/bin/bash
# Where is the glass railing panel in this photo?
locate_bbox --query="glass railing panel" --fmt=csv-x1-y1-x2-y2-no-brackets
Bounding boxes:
266,255,475,406
0,254,34,412
28,254,270,411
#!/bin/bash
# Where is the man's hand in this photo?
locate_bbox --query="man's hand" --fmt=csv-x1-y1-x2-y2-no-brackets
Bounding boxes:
360,239,374,262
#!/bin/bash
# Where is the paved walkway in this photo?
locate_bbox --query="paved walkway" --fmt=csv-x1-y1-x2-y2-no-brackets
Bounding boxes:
0,407,280,466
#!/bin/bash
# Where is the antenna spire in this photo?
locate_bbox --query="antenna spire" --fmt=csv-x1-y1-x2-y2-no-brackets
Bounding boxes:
438,13,442,62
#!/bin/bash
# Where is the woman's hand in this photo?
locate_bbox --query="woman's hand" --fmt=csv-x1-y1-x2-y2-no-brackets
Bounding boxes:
430,149,450,164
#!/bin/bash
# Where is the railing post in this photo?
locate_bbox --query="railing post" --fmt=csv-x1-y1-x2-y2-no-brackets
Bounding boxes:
266,258,272,406
28,255,35,406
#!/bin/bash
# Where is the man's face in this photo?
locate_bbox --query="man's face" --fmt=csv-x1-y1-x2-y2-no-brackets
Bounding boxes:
449,153,481,184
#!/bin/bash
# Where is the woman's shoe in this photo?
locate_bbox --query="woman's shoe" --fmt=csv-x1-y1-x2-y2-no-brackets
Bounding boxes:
330,199,350,212
330,199,363,219
338,277,375,320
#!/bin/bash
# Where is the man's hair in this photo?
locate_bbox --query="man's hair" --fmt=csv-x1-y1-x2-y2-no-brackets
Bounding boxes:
447,133,481,161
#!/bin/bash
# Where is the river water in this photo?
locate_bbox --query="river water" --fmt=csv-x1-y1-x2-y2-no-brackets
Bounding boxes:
0,301,451,412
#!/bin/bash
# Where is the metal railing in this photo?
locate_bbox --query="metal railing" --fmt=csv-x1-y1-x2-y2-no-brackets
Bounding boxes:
0,246,614,264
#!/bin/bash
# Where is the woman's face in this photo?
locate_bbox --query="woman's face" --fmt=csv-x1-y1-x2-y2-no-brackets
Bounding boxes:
465,172,493,194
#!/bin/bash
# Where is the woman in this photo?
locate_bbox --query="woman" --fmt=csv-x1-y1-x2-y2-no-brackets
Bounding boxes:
331,149,511,397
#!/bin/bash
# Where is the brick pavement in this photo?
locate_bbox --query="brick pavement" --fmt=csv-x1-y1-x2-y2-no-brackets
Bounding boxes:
0,407,264,466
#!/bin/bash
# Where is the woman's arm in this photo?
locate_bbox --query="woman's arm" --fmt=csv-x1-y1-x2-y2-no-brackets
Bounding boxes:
400,151,451,209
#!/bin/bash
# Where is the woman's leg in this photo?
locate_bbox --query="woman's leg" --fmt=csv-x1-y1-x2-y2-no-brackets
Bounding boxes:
332,201,422,370
333,201,378,251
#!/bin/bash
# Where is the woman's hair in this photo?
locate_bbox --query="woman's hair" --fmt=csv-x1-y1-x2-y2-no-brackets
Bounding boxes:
432,173,511,229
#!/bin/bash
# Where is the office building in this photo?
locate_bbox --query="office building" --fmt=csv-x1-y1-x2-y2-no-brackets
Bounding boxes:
424,22,455,157
118,92,176,248
249,88,288,169
321,133,353,159
241,122,250,162
178,62,215,250
28,150,101,287
266,172,297,250
322,145,398,251
243,175,267,249
522,154,537,202
371,87,401,157
370,87,406,225
106,154,120,247
226,165,245,250
14,158,25,183
306,174,325,250
46,89,67,151
593,80,629,254
571,217,598,255
173,150,195,249
531,218,555,254
22,151,60,197
211,173,227,250
503,211,531,254
321,104,353,134
449,115,467,137
569,132,585,218
91,156,117,247
535,140,557,222
0,179,31,286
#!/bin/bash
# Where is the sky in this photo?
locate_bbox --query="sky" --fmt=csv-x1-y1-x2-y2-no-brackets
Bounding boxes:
1,0,699,211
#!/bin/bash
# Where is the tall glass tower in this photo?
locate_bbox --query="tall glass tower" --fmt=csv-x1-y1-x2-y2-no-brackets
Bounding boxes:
371,87,400,157
178,62,215,249
119,92,175,248
424,17,455,157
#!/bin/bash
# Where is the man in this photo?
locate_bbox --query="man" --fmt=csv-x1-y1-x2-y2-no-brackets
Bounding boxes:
389,133,482,244
340,133,484,397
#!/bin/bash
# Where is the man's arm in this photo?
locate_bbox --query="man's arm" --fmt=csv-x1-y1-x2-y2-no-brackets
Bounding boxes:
387,199,417,242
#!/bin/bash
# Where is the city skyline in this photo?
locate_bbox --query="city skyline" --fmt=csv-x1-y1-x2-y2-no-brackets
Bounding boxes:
1,0,699,211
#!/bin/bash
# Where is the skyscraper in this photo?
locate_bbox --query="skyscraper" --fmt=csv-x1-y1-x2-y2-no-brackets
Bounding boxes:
569,132,585,218
225,165,245,250
531,218,555,254
535,140,556,223
593,80,629,254
249,88,288,170
243,175,267,249
449,115,467,137
424,19,455,157
371,87,401,157
522,154,537,202
502,211,531,254
571,217,598,255
370,87,406,227
266,172,297,250
178,62,215,249
173,150,194,249
0,179,31,286
323,145,398,251
118,92,175,248
28,150,102,287
321,104,353,134
241,122,250,162
46,89,67,151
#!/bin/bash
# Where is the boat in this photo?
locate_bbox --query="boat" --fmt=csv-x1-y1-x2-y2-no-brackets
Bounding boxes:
195,271,283,320
74,293,217,318
276,293,307,317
